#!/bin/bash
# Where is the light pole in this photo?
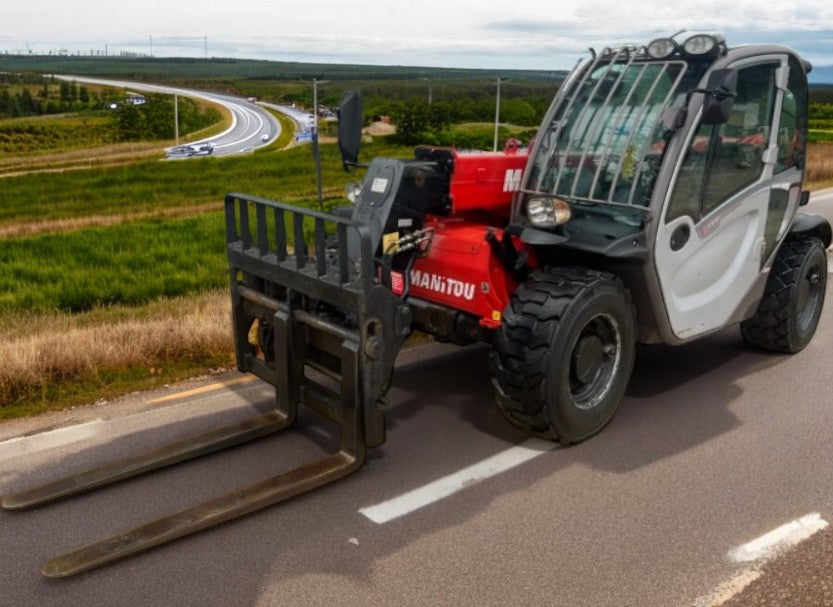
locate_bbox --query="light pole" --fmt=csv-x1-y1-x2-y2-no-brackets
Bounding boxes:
312,78,329,209
493,77,502,152
420,77,432,105
174,94,179,145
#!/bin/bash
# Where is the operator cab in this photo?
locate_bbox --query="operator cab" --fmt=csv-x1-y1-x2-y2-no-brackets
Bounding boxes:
515,33,825,344
515,34,812,267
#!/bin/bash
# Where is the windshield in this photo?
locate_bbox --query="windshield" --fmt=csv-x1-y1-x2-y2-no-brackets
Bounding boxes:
527,58,689,208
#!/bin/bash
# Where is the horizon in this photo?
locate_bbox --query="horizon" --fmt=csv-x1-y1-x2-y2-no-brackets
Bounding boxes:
3,1,833,75
3,47,833,85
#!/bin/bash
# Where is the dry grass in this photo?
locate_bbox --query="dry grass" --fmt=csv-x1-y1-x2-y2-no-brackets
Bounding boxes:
0,142,166,176
0,202,222,238
806,142,833,190
0,291,234,414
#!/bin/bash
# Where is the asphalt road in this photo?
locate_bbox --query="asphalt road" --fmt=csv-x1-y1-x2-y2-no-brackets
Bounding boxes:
1,192,832,606
259,101,314,138
54,75,281,155
1,307,833,604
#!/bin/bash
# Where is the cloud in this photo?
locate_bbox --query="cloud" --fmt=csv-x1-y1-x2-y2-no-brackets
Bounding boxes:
485,20,569,34
4,0,833,71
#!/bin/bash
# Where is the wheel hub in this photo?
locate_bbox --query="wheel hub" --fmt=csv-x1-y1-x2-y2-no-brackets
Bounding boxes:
797,267,822,332
573,335,605,384
569,313,622,410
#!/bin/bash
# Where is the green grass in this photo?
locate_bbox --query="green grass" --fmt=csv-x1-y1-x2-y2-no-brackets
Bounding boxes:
0,213,229,312
0,140,413,314
0,140,410,227
809,129,833,144
430,122,538,149
0,358,232,420
0,203,355,314
260,107,296,150
0,112,113,156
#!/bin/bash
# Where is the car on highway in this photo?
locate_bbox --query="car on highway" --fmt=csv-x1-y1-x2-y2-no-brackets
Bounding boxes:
165,142,215,159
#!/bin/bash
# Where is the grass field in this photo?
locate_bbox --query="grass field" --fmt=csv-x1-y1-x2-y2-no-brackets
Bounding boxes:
0,291,234,418
0,139,409,232
806,142,833,188
0,138,412,417
0,96,233,176
0,213,228,313
0,113,113,157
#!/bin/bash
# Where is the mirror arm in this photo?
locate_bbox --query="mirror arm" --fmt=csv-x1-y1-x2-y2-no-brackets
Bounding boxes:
342,160,370,172
689,86,738,101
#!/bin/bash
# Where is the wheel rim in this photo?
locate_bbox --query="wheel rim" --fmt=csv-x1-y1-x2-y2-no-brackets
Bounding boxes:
796,262,823,334
569,313,621,410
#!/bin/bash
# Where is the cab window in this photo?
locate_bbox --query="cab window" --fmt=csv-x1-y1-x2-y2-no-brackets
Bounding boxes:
775,55,808,174
666,62,778,223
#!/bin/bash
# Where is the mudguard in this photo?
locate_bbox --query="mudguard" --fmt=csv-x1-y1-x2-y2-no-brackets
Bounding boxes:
789,212,832,248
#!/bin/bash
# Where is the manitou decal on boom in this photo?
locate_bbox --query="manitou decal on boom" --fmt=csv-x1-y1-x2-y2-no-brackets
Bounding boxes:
405,270,477,301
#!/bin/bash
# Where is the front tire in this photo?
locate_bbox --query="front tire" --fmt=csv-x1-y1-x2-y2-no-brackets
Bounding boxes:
741,237,827,353
489,267,636,444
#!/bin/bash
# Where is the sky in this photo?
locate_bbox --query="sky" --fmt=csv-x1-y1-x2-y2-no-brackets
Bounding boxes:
3,0,833,73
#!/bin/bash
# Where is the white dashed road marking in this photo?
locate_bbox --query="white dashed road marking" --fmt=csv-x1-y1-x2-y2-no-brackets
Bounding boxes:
694,513,829,607
359,437,555,524
0,420,104,460
729,512,828,562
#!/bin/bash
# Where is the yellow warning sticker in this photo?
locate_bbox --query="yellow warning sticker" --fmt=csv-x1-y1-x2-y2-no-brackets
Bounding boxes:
492,310,502,322
382,231,400,254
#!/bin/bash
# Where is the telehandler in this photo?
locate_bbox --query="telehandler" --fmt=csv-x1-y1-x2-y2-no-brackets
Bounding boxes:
4,34,829,577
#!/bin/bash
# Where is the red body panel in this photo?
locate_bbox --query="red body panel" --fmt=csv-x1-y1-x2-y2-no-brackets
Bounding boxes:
389,148,534,328
406,217,519,328
446,148,527,214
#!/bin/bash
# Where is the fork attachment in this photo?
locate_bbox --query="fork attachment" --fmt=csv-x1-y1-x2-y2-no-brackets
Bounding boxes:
3,194,411,578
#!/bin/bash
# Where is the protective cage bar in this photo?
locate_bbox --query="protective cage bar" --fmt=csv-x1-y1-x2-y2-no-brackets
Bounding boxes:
536,50,687,207
1,194,394,578
225,192,374,298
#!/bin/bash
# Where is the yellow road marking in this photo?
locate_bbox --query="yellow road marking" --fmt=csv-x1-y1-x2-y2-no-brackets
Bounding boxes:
150,375,258,404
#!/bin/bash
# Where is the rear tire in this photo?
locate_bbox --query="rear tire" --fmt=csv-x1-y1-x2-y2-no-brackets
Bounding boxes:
741,237,827,353
489,267,636,444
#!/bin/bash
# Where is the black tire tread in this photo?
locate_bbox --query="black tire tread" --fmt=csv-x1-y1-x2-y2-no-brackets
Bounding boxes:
741,237,827,353
489,266,629,442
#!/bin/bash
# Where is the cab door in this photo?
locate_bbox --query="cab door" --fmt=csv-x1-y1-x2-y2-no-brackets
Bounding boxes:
654,56,792,339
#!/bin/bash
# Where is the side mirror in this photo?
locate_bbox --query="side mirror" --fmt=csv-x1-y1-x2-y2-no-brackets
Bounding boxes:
337,89,363,170
700,68,738,125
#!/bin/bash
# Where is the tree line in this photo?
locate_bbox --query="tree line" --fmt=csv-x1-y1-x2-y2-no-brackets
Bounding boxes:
0,75,112,118
1,73,222,143
110,94,221,141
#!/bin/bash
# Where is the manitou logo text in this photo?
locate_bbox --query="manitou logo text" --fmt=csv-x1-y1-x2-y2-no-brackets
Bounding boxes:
410,270,476,301
503,168,522,192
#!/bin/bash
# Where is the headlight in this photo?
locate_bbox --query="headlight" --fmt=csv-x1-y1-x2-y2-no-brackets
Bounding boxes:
646,38,677,59
526,196,571,228
344,181,362,203
683,34,717,57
